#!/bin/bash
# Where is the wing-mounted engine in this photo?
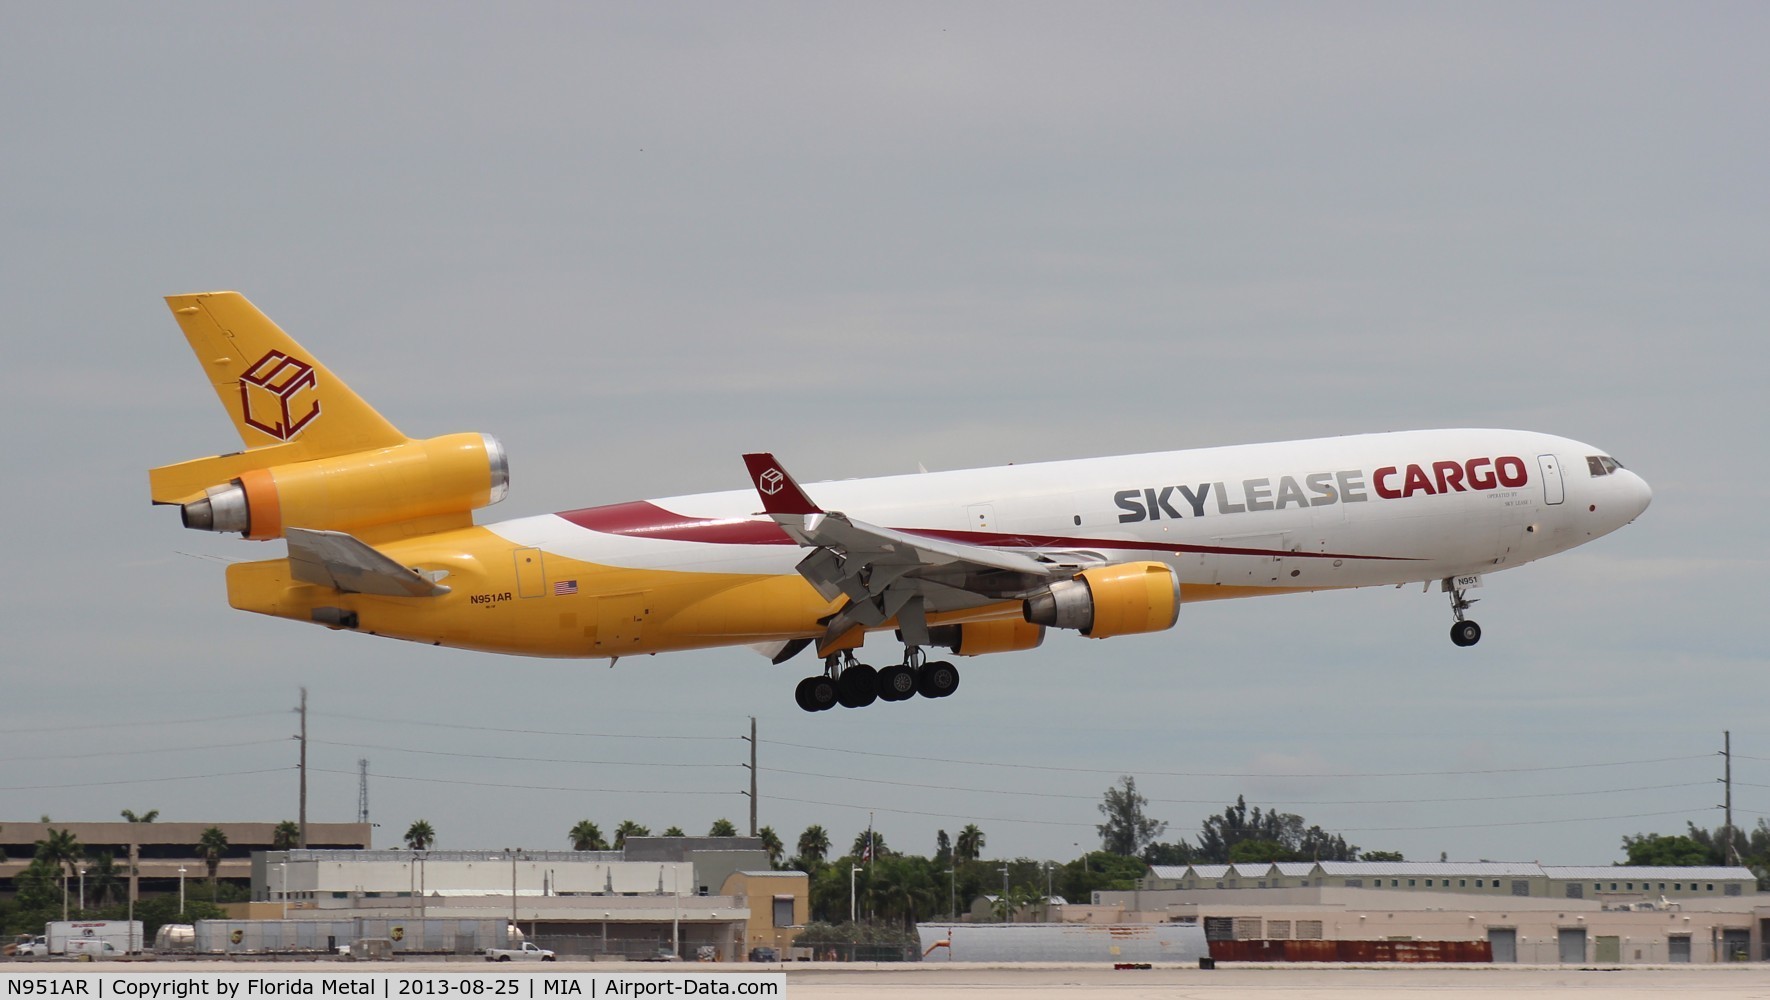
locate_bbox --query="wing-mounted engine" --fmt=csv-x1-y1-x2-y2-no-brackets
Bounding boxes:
169,432,508,540
1023,561,1181,638
927,619,1045,656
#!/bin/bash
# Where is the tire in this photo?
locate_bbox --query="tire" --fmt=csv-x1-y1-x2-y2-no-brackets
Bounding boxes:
1450,620,1482,647
808,677,838,711
794,677,820,712
878,664,917,702
838,664,878,708
497,955,511,962
917,660,960,698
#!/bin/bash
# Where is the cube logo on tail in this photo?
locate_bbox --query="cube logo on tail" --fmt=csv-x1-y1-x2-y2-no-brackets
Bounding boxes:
240,349,320,441
760,468,785,495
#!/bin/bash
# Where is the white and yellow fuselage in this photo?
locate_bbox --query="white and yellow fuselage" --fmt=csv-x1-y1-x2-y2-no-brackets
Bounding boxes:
151,293,1651,664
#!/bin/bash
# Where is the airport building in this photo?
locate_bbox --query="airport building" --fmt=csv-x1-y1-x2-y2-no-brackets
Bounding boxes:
245,839,808,961
1075,861,1766,963
0,821,372,899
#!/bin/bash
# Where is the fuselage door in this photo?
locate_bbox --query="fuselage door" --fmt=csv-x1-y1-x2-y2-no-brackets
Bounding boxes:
1537,454,1565,506
514,547,546,597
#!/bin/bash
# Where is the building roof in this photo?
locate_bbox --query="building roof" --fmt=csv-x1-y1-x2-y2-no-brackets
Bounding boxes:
1540,866,1755,881
1272,862,1317,877
732,870,803,878
1317,861,1543,877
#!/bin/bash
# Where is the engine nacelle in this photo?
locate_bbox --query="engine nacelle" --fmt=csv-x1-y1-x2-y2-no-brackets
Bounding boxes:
1023,561,1180,638
927,619,1046,656
180,432,508,540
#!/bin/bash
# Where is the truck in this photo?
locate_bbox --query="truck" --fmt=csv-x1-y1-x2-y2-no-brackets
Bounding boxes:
45,920,143,956
483,941,555,962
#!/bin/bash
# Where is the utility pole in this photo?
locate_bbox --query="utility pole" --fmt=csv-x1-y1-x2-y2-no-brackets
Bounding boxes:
745,717,758,837
358,758,370,825
298,687,309,849
1723,730,1736,865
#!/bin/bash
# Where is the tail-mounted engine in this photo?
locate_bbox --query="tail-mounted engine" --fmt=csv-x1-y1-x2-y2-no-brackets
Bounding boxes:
1023,561,1181,638
177,432,508,540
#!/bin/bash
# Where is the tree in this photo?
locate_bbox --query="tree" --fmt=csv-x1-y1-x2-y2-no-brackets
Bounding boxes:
1622,833,1718,867
271,821,300,851
569,820,607,851
955,824,985,863
85,852,123,908
34,828,83,919
120,809,160,824
758,826,784,867
934,830,952,869
797,825,831,865
198,827,229,900
1097,776,1166,856
852,829,887,860
1361,850,1405,862
614,820,650,849
403,820,435,851
1191,796,1365,863
709,818,738,837
662,826,686,837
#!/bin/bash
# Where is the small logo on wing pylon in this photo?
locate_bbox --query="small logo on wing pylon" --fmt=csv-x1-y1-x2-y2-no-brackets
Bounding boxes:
759,468,785,496
239,350,320,441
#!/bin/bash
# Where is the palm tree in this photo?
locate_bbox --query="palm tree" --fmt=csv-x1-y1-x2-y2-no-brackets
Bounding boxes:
758,826,784,867
797,825,830,865
851,829,887,860
614,821,649,850
956,824,985,863
271,821,300,850
198,827,229,901
568,820,607,851
34,828,83,920
120,809,160,823
403,820,436,851
86,852,123,908
708,818,738,837
662,826,686,837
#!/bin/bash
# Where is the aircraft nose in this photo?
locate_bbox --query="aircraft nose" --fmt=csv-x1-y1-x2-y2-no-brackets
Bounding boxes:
1621,469,1652,520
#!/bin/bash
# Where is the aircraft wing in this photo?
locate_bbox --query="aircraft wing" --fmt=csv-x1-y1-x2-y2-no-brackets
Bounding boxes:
286,527,451,598
742,453,1092,654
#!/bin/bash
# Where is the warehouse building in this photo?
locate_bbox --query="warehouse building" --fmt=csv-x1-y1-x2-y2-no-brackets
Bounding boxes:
1084,861,1766,963
246,839,807,961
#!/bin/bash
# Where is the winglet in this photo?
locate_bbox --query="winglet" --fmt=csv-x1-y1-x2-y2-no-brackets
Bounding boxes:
743,453,822,516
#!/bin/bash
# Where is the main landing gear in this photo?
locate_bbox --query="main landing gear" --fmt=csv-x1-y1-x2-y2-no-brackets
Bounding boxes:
1444,577,1482,647
793,649,959,712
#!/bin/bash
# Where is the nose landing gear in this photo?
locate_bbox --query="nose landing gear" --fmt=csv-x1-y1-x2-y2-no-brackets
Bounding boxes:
1444,577,1482,647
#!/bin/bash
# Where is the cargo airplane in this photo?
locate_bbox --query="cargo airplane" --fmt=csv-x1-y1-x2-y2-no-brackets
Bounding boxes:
150,292,1652,712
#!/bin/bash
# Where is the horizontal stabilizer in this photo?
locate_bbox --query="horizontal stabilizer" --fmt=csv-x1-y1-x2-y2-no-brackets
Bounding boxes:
285,527,450,597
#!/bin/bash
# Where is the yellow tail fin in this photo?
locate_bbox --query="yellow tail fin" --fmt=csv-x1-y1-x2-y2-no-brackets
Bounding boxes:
150,291,409,504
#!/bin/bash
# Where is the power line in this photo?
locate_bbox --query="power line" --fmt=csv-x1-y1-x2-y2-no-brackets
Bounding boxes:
1339,807,1715,834
759,767,1711,807
311,739,737,768
316,713,735,742
0,711,285,736
4,739,287,762
312,767,738,797
763,741,1712,779
0,767,293,791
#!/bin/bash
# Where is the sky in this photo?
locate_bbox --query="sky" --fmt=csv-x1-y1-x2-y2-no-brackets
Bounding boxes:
3,3,1766,874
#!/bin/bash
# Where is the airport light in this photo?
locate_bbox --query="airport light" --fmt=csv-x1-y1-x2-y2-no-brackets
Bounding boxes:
178,866,187,913
278,863,288,919
850,866,861,924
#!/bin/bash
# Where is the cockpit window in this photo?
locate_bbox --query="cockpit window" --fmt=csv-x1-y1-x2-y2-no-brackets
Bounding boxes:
1586,455,1624,476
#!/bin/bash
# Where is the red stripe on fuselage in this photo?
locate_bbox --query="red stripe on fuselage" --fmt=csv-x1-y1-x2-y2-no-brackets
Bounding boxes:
554,501,1417,562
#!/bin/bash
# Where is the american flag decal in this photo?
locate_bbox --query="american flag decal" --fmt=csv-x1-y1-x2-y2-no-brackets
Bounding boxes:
553,580,578,596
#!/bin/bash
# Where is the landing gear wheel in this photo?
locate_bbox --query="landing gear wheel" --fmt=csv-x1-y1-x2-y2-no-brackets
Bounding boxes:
916,660,960,699
837,664,878,708
1450,620,1482,647
795,676,838,712
877,664,917,702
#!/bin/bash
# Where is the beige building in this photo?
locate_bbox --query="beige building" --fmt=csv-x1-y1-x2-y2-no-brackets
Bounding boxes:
1091,861,1764,963
0,821,371,899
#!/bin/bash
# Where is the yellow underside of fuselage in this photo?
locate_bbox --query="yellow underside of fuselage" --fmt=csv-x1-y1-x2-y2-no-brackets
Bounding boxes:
224,525,1320,658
